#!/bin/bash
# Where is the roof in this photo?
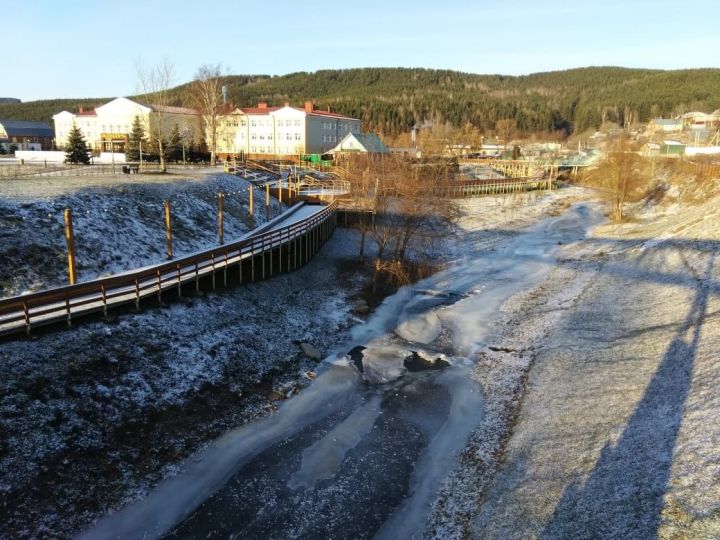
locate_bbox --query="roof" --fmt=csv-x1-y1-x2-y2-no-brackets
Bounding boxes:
150,104,199,115
651,118,682,125
332,132,389,153
226,105,358,120
307,109,357,120
240,107,282,114
0,119,54,138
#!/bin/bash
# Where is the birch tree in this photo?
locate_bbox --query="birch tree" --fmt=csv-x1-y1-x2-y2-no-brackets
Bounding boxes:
189,63,226,166
136,58,176,172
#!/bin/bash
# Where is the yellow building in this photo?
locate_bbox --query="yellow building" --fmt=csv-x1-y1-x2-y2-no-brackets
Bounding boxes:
53,97,201,153
214,101,361,159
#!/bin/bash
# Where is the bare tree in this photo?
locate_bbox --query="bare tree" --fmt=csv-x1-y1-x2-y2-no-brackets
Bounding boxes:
583,136,648,222
136,58,177,172
344,154,459,293
495,118,517,144
189,63,226,166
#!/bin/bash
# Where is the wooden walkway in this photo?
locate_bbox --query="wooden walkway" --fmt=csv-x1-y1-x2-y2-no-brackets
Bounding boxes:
0,201,337,338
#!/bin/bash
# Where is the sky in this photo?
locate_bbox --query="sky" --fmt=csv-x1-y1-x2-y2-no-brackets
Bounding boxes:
2,0,719,101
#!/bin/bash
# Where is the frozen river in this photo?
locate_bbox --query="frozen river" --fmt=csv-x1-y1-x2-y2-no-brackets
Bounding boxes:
80,202,602,539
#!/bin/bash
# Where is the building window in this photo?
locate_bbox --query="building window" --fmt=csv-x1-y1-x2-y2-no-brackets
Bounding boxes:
251,120,257,127
294,120,300,127
268,134,272,140
294,133,301,140
251,134,257,140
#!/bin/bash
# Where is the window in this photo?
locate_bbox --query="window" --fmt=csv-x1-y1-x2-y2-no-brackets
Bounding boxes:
251,119,257,127
294,120,300,127
240,120,247,127
251,134,257,140
268,134,273,140
259,134,265,140
286,133,292,141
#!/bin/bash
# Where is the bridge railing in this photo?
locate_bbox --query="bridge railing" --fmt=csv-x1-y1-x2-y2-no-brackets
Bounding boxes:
0,201,337,337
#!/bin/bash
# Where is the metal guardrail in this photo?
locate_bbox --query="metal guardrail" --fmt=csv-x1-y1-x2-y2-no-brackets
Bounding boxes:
0,201,337,337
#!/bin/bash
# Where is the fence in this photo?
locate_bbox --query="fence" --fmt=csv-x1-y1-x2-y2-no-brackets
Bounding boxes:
0,162,212,180
0,201,337,338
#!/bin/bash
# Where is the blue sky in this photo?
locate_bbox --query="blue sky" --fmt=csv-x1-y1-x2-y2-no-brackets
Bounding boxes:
3,0,719,101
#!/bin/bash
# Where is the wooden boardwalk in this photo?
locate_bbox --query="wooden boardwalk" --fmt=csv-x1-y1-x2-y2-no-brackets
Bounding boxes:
0,201,337,338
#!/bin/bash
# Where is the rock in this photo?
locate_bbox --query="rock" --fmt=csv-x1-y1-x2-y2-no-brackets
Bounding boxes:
303,371,317,380
300,342,322,360
354,299,371,315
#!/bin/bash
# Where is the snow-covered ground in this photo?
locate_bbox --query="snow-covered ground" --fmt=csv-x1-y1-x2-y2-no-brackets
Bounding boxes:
0,180,582,538
431,183,720,538
0,169,280,297
5,170,718,539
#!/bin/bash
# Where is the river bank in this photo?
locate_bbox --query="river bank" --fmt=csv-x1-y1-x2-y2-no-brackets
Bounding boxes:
431,185,720,538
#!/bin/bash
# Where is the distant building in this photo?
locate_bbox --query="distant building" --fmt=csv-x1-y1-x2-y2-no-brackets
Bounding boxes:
328,132,389,154
648,118,683,133
214,101,361,158
679,111,720,129
53,97,201,153
660,140,685,156
0,119,54,151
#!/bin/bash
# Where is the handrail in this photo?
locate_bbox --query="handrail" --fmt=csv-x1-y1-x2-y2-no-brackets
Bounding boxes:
0,201,338,336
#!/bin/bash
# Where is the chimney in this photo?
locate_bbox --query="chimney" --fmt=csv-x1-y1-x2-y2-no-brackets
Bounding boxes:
284,101,290,107
78,106,84,113
257,102,268,109
304,100,314,113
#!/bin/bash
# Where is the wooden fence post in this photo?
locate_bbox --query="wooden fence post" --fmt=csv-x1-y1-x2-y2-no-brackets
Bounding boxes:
218,192,224,245
164,199,173,259
265,183,270,220
64,208,77,285
249,186,254,223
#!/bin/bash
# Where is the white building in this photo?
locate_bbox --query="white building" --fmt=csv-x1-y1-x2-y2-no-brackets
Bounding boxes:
215,101,361,158
53,97,201,152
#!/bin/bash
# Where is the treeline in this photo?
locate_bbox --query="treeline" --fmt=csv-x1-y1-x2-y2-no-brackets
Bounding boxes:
3,67,720,138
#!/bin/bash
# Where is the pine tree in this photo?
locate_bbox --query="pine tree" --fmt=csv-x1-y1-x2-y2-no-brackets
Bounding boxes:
65,123,90,164
126,115,146,162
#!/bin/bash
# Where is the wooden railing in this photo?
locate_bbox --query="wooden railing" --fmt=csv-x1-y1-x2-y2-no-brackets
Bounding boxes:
0,201,337,337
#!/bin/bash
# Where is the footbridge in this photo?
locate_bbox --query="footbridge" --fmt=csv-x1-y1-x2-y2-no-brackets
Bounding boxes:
0,201,337,338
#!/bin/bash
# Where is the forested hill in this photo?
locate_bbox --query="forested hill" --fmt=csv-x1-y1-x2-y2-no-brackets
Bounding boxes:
3,67,719,137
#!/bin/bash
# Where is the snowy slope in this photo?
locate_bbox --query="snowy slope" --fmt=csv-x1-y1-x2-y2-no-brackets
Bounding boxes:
0,171,278,298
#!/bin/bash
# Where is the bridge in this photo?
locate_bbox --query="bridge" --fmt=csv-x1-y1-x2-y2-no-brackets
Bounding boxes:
0,201,337,338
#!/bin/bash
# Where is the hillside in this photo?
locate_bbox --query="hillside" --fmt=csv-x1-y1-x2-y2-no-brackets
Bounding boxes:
2,67,719,137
